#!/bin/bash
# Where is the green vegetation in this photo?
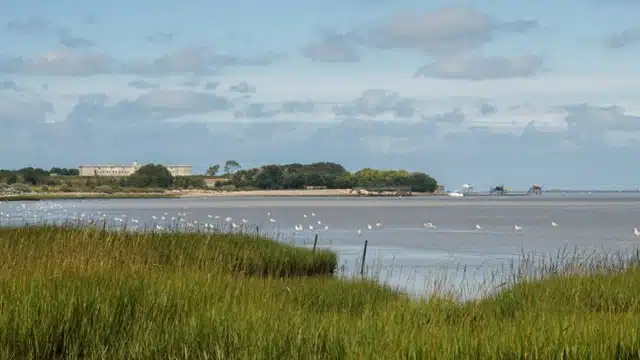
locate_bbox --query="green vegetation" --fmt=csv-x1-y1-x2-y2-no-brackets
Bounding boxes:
218,161,439,192
0,224,639,358
0,164,207,196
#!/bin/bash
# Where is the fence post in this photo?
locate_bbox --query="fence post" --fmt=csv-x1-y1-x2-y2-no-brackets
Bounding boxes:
360,240,368,277
312,234,318,253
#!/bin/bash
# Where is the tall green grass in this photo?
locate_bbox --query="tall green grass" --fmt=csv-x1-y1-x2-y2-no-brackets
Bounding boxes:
1,224,640,359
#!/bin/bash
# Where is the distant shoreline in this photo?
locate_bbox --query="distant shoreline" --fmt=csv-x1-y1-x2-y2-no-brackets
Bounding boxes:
176,189,440,198
0,189,440,201
0,192,177,201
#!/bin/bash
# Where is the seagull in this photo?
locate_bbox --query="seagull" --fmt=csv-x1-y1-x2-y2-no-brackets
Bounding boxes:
242,218,248,223
311,212,316,217
309,225,314,231
324,225,329,230
317,220,322,225
634,228,640,237
475,224,483,231
356,229,363,236
294,224,303,231
375,222,382,227
367,224,373,230
424,222,436,229
551,221,558,227
269,218,277,223
225,217,232,222
303,214,308,218
514,225,523,231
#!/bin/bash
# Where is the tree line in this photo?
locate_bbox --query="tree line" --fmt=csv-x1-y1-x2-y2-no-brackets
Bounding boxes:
1,162,440,193
0,164,205,190
216,161,439,193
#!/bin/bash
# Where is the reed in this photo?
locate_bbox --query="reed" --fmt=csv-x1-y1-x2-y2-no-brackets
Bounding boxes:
0,224,639,359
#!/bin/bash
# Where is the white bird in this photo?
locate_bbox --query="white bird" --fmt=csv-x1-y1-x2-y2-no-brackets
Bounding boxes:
324,225,329,230
214,215,220,219
309,225,314,231
424,222,436,228
311,212,316,217
317,220,322,225
356,229,363,236
475,224,483,231
294,224,303,231
634,228,640,237
242,218,248,223
303,214,308,218
232,222,239,229
267,212,271,216
551,221,558,227
367,224,373,230
514,225,523,231
375,222,382,227
225,217,232,222
269,218,277,223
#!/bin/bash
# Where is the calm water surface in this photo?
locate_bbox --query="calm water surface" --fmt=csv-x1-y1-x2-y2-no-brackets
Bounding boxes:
2,193,640,299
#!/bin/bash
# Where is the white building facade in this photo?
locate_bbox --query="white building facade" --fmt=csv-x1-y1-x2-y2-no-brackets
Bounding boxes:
79,162,192,177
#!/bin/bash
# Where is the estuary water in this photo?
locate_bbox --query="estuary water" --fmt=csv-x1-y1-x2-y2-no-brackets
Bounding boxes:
2,193,640,299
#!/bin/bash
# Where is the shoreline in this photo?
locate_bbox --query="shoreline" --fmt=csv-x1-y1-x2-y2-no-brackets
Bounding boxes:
177,189,439,198
0,189,440,201
0,192,177,201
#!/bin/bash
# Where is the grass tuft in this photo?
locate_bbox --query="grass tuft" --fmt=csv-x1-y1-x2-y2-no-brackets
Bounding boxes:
0,223,640,358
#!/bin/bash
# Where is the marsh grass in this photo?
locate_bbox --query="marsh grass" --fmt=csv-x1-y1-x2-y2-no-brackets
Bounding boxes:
1,224,640,358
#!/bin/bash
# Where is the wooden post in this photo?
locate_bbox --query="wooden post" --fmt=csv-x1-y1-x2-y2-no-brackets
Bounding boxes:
312,234,318,253
360,240,368,277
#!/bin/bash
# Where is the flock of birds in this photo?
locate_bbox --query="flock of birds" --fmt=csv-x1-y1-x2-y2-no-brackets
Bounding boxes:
1,200,640,238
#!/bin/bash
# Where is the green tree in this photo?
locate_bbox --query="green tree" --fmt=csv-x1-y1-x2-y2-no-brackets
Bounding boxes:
223,160,241,175
206,165,220,177
406,172,438,193
127,164,174,188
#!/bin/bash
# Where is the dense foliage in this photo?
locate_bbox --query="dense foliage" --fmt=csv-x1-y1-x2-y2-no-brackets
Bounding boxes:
0,164,206,192
221,162,439,192
127,164,174,188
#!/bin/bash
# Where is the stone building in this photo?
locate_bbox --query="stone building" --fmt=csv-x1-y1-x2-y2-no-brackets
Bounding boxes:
78,161,192,177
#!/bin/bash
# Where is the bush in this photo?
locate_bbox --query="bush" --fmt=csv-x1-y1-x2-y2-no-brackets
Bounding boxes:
58,184,72,192
95,185,114,194
9,183,31,193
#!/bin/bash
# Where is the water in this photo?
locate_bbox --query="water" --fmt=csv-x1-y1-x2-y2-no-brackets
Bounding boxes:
2,194,640,299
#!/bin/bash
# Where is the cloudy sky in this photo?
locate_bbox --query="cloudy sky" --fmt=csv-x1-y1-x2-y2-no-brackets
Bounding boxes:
2,0,640,190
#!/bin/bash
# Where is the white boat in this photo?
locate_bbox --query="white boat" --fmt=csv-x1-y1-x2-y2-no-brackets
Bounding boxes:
447,191,464,197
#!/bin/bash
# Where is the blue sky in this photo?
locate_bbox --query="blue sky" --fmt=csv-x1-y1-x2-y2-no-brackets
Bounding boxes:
1,0,640,190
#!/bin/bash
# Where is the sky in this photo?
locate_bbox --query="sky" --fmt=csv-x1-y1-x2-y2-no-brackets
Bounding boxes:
1,0,640,190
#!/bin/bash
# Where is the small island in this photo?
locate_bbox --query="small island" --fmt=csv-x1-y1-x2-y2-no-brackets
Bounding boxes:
0,161,441,201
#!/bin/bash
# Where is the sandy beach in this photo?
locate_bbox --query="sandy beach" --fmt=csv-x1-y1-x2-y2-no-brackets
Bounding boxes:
0,189,438,201
176,189,439,197
176,189,357,197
